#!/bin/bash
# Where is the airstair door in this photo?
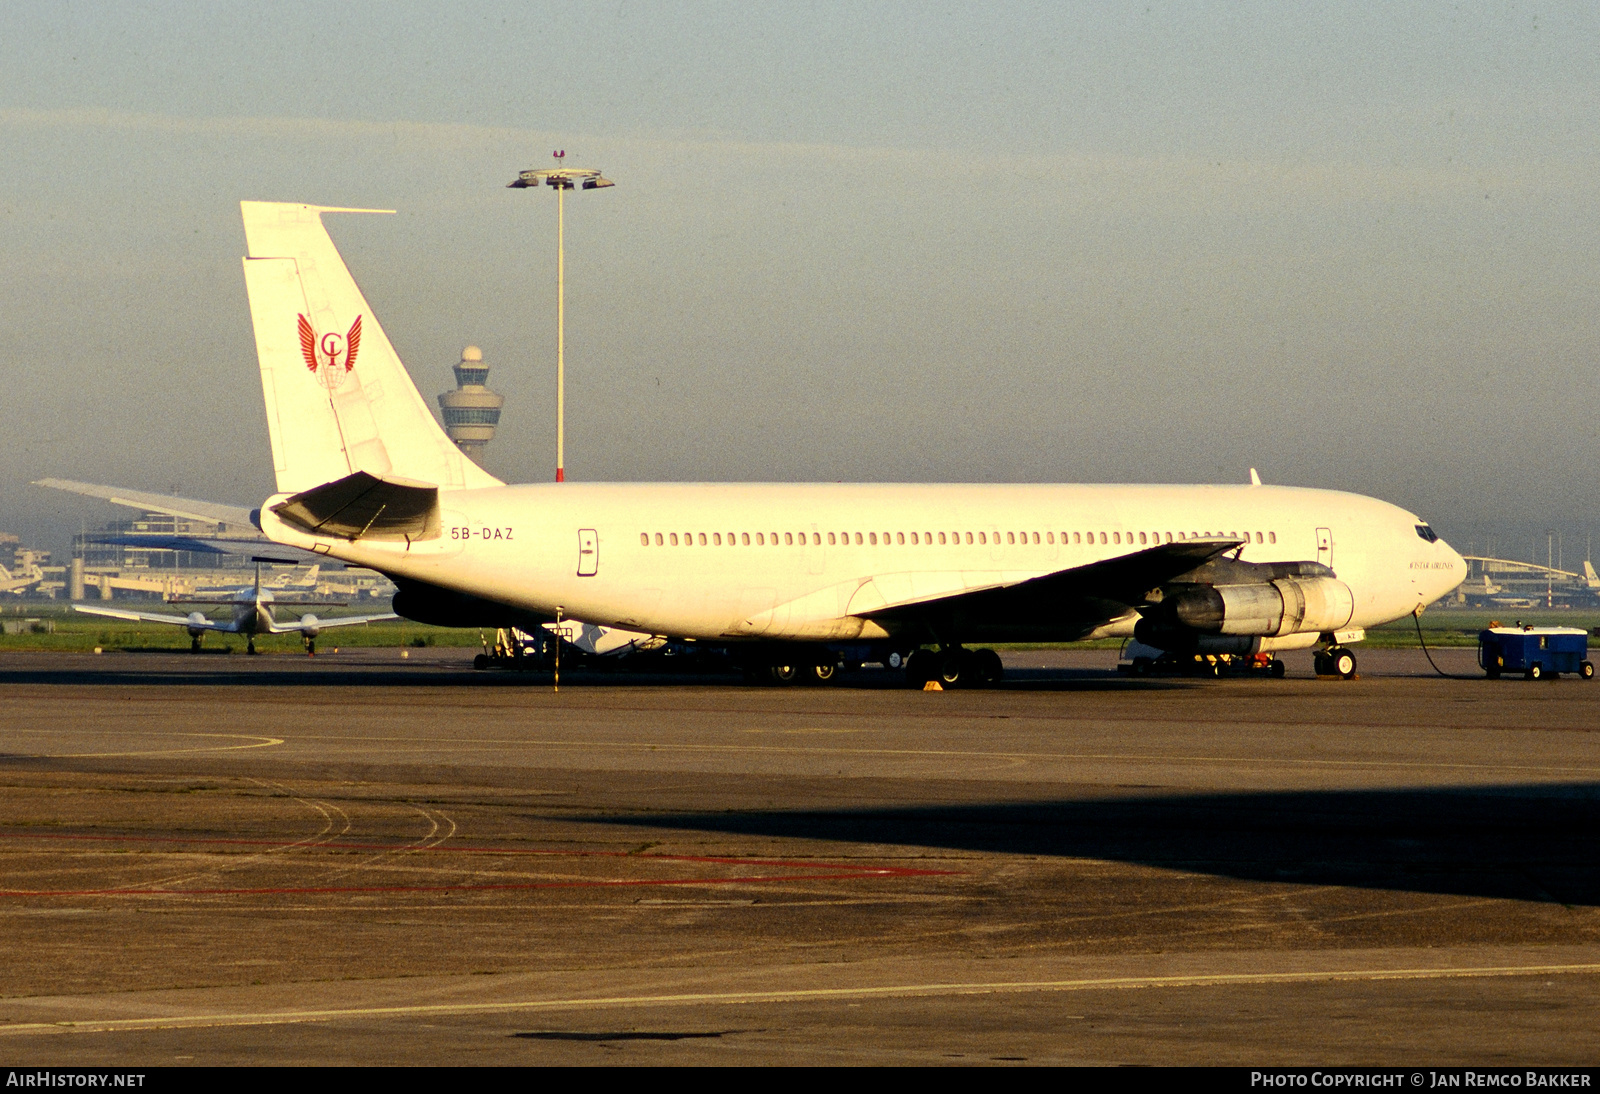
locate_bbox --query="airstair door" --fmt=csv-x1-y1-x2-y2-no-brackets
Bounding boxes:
577,529,599,577
1316,527,1333,569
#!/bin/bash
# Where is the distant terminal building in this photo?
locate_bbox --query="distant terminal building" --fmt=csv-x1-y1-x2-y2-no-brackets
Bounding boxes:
437,345,504,464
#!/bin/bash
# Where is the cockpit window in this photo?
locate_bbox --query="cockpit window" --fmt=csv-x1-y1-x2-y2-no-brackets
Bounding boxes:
1415,524,1438,543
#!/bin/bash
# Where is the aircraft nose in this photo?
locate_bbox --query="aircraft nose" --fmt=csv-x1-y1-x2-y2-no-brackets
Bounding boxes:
1434,537,1466,599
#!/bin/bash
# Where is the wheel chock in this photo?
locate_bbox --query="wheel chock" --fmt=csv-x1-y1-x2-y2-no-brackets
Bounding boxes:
923,680,944,692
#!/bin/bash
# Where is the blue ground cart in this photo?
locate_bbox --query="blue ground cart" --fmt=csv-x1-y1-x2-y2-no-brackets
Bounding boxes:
1478,626,1593,680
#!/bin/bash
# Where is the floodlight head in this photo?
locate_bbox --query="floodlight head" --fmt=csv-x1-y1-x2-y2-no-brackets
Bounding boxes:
582,175,615,190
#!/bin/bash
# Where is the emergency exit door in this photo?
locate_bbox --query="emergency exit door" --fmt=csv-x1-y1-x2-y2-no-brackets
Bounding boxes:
577,529,598,576
1316,527,1332,568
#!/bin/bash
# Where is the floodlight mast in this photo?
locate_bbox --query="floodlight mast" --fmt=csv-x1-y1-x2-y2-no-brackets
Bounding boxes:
508,156,615,482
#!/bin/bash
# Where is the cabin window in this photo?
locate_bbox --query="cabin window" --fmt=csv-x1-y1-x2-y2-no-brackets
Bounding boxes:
783,532,792,545
1111,532,1120,545
973,532,982,545
1165,532,1174,543
894,532,902,545
711,533,720,545
1254,531,1263,544
935,532,944,545
770,532,779,545
910,532,918,545
1046,532,1054,544
694,533,703,546
850,532,859,545
669,533,678,546
1269,531,1277,544
925,531,933,543
653,533,662,546
640,533,648,546
827,532,836,545
755,533,763,545
1004,532,1013,545
1097,532,1106,544
1135,531,1144,544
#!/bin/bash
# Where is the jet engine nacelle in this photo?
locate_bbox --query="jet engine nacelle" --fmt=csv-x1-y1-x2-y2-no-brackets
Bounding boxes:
299,613,320,637
185,611,208,638
1145,576,1355,641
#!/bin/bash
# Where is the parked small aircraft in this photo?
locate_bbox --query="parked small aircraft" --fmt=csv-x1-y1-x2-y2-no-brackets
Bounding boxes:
73,564,394,654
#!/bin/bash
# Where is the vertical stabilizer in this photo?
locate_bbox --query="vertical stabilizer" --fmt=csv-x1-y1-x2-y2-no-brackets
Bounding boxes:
240,202,503,493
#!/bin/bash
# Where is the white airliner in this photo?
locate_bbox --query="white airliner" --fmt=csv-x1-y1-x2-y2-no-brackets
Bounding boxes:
164,201,1472,683
74,564,394,654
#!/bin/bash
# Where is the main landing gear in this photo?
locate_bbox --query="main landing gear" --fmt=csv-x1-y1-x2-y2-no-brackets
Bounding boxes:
904,647,1004,689
1313,646,1357,679
246,637,258,656
190,636,202,654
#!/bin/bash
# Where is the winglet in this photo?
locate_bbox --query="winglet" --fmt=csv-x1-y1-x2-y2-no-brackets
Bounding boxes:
1249,468,1262,486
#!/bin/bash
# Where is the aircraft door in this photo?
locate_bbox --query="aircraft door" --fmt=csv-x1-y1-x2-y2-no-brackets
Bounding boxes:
1316,527,1333,569
577,529,598,576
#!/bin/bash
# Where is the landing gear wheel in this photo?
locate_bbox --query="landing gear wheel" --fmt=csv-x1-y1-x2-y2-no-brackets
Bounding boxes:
1131,657,1152,676
1526,663,1542,681
1581,661,1594,680
246,638,257,656
1313,651,1331,676
768,663,799,686
974,648,1004,686
904,649,935,688
812,662,837,684
936,651,965,688
1485,666,1501,679
886,651,904,670
190,636,202,654
304,636,316,657
1331,647,1356,679
473,653,490,670
1269,659,1286,679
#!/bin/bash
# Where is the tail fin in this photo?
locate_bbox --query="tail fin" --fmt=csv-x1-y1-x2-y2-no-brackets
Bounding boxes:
1585,561,1599,588
240,202,503,494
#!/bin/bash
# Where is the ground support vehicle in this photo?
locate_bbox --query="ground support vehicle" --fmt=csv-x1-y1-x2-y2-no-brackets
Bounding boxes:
1478,626,1593,680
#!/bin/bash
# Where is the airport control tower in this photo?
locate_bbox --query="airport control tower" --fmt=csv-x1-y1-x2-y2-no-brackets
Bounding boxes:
437,346,504,464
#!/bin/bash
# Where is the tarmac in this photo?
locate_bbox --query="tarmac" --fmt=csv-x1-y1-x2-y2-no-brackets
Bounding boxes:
0,645,1597,1065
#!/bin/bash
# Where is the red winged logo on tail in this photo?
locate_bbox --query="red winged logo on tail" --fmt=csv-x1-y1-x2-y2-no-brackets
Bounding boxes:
297,314,363,392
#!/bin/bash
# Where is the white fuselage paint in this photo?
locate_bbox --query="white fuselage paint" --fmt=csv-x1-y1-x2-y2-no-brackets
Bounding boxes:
259,481,1465,644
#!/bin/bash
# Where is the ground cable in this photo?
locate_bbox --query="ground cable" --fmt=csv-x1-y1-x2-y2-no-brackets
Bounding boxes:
1412,608,1476,679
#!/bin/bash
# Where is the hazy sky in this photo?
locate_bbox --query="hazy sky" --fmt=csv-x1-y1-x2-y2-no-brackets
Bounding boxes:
3,3,1598,556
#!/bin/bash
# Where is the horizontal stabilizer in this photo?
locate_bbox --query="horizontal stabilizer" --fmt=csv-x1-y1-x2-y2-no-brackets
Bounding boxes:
80,532,323,565
271,471,439,541
34,479,258,531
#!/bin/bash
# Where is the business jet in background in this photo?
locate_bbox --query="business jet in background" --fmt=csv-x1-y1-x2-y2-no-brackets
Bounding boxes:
120,200,1475,684
73,563,394,655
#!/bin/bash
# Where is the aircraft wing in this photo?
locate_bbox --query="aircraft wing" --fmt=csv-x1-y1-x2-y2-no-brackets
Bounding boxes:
72,604,239,632
34,479,259,532
266,613,397,634
859,538,1244,638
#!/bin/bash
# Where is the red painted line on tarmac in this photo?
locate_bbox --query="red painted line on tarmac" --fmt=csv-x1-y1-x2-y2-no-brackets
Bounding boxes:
0,830,955,896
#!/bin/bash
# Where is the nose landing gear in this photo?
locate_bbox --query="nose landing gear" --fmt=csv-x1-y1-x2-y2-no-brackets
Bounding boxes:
1313,646,1357,679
